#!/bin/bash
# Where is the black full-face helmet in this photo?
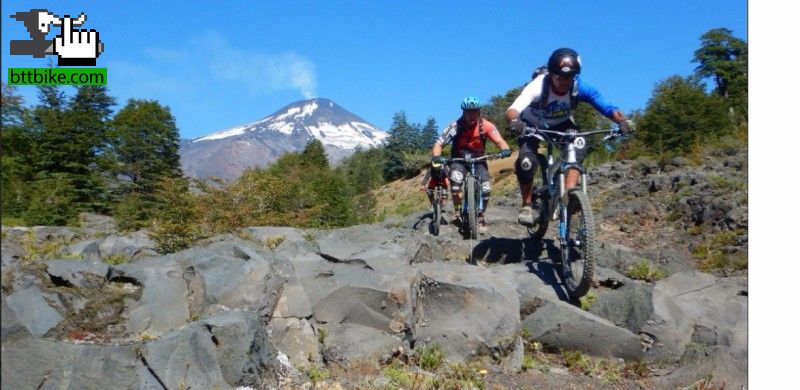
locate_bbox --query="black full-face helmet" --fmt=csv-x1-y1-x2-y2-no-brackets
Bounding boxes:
547,48,581,77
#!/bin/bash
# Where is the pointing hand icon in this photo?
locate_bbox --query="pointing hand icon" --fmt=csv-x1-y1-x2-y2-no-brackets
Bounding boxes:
53,14,104,66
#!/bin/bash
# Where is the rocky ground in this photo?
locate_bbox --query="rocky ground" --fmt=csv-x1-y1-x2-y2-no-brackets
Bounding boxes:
1,146,747,389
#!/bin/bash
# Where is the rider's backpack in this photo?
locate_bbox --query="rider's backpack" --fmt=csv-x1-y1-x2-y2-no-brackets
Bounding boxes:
530,65,579,111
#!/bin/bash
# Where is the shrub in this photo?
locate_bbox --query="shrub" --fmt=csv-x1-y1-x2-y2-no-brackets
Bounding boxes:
23,174,79,226
149,177,205,254
113,192,153,232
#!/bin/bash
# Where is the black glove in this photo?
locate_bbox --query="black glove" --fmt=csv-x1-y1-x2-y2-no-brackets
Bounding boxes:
431,156,445,165
510,119,524,132
618,120,631,135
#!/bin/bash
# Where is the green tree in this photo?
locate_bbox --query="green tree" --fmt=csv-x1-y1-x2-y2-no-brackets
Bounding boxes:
637,76,731,158
109,99,182,226
340,146,386,222
419,117,439,150
301,138,329,169
66,85,117,212
31,84,68,173
383,111,416,181
692,28,747,119
309,169,357,228
1,83,36,219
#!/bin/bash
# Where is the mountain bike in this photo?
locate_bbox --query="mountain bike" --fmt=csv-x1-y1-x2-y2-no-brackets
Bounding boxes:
425,176,449,236
521,126,622,298
447,152,505,240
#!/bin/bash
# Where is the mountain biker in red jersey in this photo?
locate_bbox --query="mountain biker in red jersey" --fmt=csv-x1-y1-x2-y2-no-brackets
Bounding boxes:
505,48,631,226
432,96,511,235
419,160,450,205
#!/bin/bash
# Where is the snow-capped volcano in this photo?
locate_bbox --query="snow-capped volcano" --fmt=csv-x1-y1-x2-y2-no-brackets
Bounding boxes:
180,98,388,181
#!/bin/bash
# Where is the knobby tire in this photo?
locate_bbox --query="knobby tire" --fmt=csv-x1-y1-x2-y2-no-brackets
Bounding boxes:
432,187,442,236
527,153,550,240
561,190,596,299
465,176,479,240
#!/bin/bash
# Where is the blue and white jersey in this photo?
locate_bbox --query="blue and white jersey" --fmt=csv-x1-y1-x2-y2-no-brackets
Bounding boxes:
507,75,619,129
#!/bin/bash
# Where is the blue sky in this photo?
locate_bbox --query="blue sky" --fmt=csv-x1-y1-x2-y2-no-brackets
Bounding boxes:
2,0,746,140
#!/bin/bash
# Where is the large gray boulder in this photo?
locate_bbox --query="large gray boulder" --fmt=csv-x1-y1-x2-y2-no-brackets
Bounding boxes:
413,262,520,362
3,284,64,337
0,338,151,389
641,270,747,362
110,257,190,337
521,298,644,359
99,230,158,260
46,259,109,289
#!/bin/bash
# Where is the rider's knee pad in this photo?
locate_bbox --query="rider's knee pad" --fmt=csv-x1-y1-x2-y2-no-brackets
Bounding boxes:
515,152,538,183
481,181,492,195
449,170,464,193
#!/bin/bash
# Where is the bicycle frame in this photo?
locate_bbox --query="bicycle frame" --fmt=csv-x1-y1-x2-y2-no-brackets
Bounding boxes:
445,152,504,238
448,152,494,217
527,128,616,240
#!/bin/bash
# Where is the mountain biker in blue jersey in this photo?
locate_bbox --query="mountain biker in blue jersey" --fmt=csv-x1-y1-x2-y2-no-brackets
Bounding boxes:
432,96,512,234
506,48,631,226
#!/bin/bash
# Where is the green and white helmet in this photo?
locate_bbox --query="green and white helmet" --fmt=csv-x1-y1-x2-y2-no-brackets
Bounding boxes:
460,96,481,110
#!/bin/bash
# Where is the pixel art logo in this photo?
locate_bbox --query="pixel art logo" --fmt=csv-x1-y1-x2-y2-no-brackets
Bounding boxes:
9,9,104,66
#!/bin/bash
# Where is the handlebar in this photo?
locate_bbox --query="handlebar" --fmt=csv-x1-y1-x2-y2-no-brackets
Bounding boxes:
446,152,506,164
520,126,622,143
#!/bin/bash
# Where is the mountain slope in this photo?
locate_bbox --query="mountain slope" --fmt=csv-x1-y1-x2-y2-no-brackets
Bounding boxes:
180,98,388,181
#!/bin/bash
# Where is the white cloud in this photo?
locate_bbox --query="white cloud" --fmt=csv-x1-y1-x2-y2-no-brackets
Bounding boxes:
197,31,317,98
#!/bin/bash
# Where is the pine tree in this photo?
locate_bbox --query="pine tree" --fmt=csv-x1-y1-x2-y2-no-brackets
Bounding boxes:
109,99,182,224
692,28,747,120
1,83,36,219
66,85,117,212
383,111,415,181
419,117,439,150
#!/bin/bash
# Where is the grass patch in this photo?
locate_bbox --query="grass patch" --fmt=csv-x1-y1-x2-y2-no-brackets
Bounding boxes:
416,343,445,371
317,327,327,345
562,349,591,372
299,365,330,384
692,230,747,272
1,217,26,226
627,260,666,282
623,359,650,379
521,355,539,372
562,349,626,383
102,253,130,265
265,235,286,250
579,292,597,310
21,230,72,263
708,174,745,192
382,363,413,388
237,230,254,241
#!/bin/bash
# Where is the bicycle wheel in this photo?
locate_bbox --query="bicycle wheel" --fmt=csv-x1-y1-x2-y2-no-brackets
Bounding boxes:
560,189,596,298
432,186,442,236
465,176,479,240
527,153,550,240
